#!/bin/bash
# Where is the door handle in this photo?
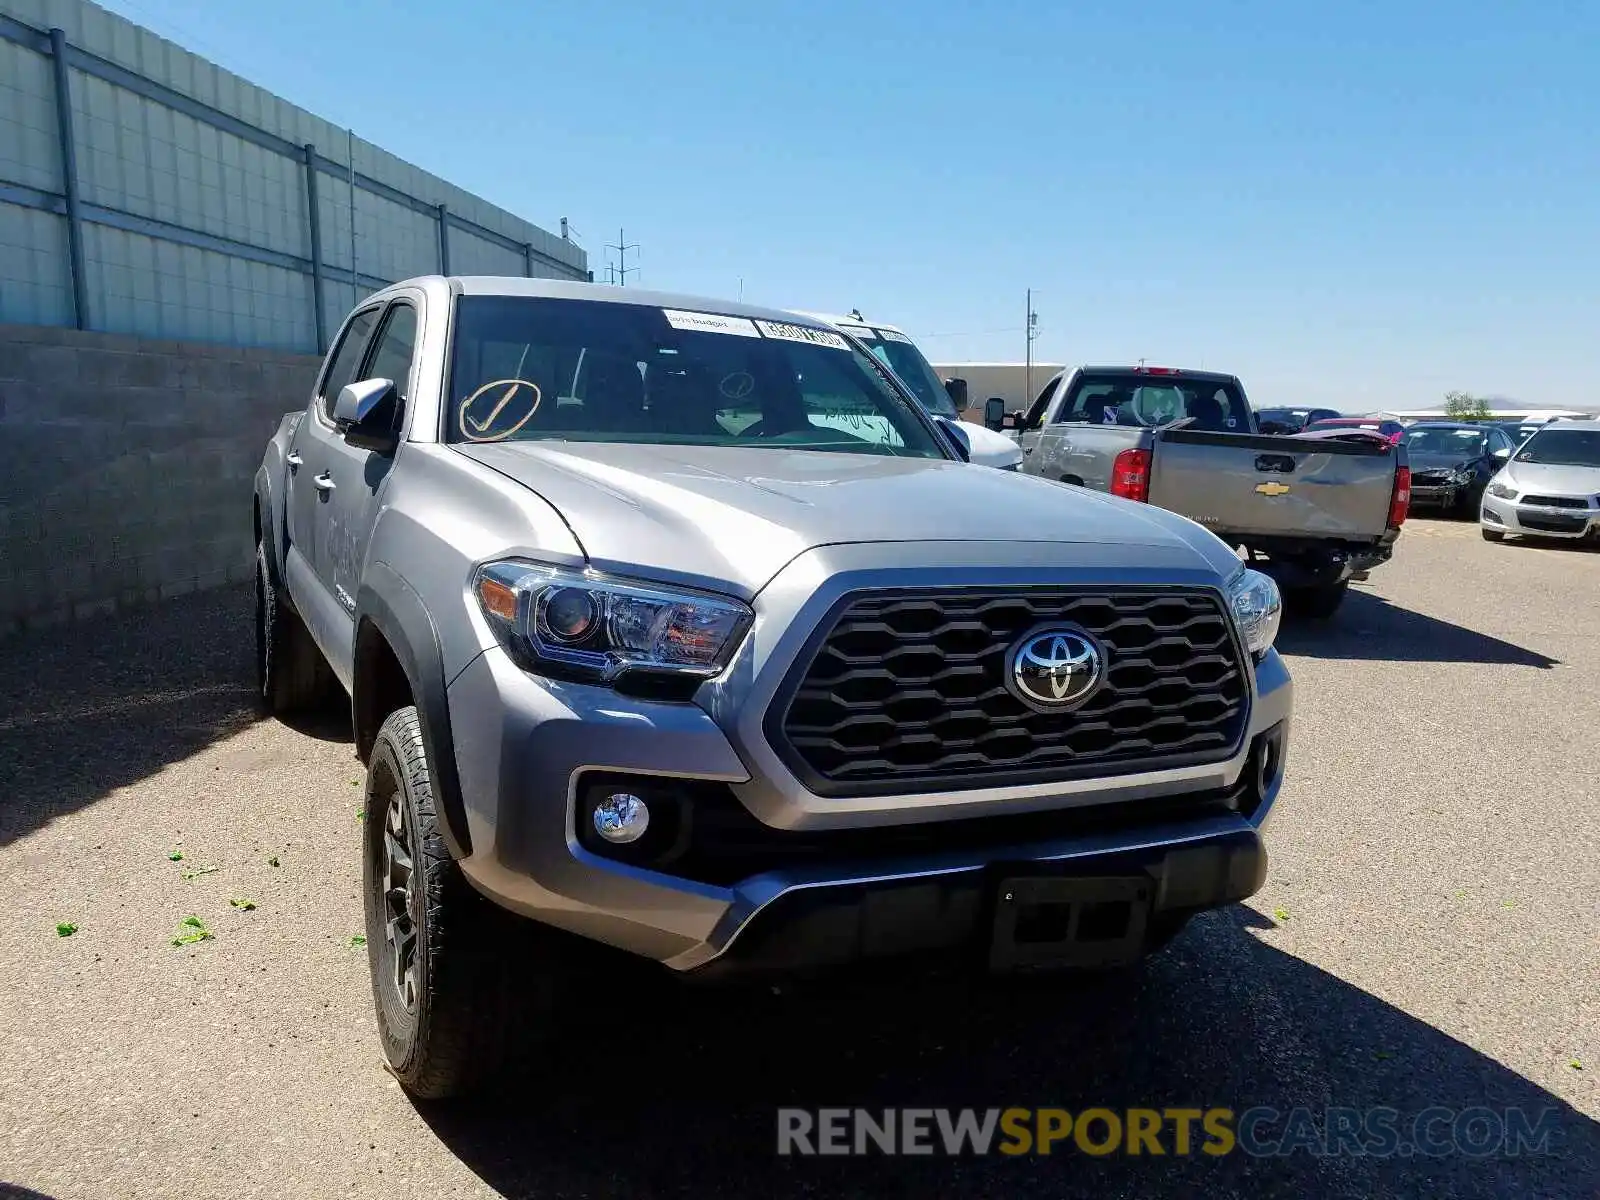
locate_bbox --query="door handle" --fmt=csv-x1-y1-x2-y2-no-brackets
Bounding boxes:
312,472,336,493
286,450,303,469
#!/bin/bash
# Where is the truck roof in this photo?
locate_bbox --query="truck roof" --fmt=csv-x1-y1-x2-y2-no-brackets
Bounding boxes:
1075,365,1241,384
795,311,908,336
374,275,841,332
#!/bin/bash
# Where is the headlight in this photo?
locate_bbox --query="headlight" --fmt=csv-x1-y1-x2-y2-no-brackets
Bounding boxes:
473,561,752,687
1449,468,1474,485
1487,482,1516,499
1227,567,1282,660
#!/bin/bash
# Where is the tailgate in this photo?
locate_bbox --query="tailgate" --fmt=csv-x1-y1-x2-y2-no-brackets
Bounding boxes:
1147,428,1397,540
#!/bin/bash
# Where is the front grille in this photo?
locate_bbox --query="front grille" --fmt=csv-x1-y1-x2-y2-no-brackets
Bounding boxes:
1520,495,1589,509
768,587,1251,796
1413,472,1454,485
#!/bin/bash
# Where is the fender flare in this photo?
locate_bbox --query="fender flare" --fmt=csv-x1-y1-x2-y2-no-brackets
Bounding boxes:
253,468,278,579
355,561,473,860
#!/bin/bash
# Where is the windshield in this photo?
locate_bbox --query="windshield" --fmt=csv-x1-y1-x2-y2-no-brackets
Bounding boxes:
1054,374,1251,431
1404,427,1486,456
849,327,959,419
445,297,947,459
1514,428,1600,468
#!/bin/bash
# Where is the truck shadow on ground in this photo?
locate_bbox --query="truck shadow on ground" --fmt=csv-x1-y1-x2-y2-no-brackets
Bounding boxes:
1277,590,1557,668
416,908,1598,1200
0,585,350,848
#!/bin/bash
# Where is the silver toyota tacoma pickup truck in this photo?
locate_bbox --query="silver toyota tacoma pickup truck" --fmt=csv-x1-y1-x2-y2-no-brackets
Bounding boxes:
1009,366,1411,617
253,277,1292,1099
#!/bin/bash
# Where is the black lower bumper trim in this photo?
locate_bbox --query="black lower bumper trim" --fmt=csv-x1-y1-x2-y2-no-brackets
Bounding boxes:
688,829,1267,980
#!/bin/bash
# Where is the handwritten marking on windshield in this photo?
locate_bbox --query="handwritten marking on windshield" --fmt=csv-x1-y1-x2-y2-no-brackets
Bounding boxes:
459,378,542,441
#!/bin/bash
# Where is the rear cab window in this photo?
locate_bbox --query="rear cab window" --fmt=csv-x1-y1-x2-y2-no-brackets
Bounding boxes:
1051,372,1250,432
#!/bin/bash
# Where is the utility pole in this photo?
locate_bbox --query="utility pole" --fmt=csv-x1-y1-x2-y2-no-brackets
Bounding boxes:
1025,289,1039,404
604,228,639,286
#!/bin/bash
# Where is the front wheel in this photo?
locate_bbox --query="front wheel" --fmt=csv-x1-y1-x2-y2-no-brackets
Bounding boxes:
1284,580,1348,620
363,705,607,1100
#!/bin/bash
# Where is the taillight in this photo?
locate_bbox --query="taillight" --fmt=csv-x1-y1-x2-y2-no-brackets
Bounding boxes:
1110,448,1151,502
1388,465,1410,528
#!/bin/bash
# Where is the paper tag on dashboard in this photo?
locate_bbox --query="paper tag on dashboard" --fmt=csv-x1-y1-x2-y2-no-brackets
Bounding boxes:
662,309,763,337
752,320,850,350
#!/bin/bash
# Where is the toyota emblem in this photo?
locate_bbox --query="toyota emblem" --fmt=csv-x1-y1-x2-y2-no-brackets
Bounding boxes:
1005,627,1105,711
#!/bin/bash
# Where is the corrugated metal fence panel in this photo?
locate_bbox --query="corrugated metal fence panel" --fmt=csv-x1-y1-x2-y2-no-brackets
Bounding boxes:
0,204,74,325
0,0,587,351
71,70,311,259
0,35,59,191
448,228,526,277
83,221,311,348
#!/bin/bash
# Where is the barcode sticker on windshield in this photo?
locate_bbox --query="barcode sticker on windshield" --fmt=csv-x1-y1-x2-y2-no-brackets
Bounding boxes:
753,320,850,350
875,328,914,343
662,309,763,338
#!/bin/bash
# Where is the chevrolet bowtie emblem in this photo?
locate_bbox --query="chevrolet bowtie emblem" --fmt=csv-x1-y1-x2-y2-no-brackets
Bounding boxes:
1254,481,1291,497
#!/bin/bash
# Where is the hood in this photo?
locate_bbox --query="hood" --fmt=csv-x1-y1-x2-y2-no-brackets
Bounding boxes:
1408,449,1484,473
959,422,1024,469
1501,459,1600,497
454,441,1218,595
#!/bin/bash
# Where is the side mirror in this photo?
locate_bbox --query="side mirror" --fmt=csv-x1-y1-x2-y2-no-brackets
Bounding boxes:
944,377,969,412
934,416,971,462
1491,447,1511,461
983,397,1006,431
335,378,398,453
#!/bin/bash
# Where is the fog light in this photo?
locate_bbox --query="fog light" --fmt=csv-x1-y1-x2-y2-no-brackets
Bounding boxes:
592,793,650,843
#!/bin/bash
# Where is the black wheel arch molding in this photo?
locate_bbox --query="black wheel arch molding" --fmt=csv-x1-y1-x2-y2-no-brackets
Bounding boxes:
355,560,474,861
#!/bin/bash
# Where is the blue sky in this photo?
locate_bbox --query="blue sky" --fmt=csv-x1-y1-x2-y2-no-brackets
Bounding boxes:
99,0,1600,410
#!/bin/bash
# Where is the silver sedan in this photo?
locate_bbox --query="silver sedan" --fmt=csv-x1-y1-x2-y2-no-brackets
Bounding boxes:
1479,419,1600,542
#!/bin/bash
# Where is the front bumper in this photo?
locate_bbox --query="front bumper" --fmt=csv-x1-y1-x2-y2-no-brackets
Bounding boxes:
445,625,1293,973
1480,493,1600,539
1409,479,1467,508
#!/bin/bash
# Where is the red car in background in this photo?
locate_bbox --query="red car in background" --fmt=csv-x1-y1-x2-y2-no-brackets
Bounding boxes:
1303,416,1407,443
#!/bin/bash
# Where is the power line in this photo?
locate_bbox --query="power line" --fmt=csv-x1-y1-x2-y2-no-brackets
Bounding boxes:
604,228,639,286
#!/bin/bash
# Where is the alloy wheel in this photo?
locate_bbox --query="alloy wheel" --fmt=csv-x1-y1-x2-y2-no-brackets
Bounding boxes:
381,791,420,1011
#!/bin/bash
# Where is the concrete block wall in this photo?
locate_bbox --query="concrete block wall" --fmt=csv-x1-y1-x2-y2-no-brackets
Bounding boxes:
0,321,319,633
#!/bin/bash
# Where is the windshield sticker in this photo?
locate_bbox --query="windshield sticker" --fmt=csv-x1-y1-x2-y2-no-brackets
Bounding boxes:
458,378,542,442
753,320,850,350
662,309,763,338
874,328,914,344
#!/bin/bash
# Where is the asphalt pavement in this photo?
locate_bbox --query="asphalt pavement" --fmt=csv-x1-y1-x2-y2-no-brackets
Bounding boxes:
1,518,1596,1199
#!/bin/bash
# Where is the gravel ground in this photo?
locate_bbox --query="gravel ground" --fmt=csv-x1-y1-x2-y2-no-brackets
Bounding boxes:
1,519,1596,1199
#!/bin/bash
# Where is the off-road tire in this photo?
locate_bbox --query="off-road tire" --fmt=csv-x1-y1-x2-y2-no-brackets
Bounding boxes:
1481,527,1505,542
1284,580,1348,620
255,541,337,714
364,705,595,1100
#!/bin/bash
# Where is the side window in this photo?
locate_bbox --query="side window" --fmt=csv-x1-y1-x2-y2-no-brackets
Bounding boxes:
316,306,381,420
364,303,418,408
1021,377,1058,430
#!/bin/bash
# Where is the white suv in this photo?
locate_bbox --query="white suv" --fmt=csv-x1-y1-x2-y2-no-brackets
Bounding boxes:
797,311,1024,470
